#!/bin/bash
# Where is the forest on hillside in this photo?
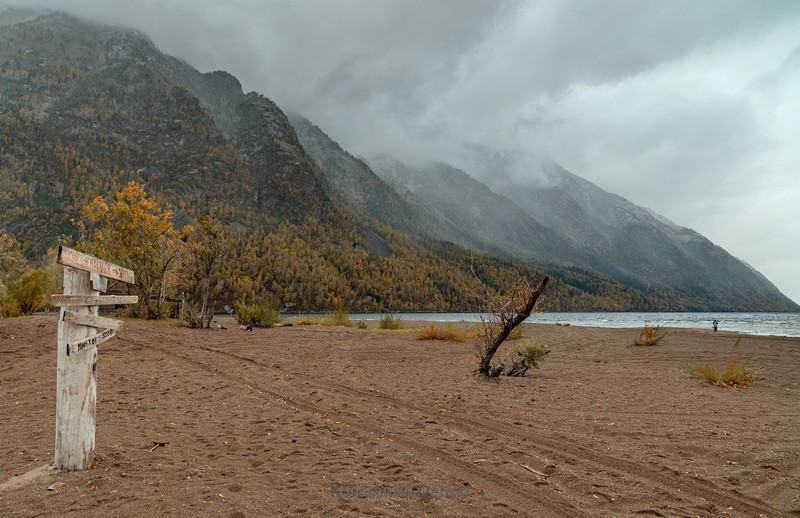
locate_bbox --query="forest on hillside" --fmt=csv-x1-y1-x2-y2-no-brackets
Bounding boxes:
3,177,670,319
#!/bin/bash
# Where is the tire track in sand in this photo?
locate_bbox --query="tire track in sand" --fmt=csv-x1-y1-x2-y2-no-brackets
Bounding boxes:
119,336,589,517
193,341,782,518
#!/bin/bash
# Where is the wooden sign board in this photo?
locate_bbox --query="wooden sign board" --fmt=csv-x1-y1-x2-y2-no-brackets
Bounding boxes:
63,311,124,331
51,294,139,307
91,272,108,293
68,328,115,356
57,246,135,284
54,247,138,471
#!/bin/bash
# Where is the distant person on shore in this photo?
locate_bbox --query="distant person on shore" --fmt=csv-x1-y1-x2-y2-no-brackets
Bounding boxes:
712,319,719,332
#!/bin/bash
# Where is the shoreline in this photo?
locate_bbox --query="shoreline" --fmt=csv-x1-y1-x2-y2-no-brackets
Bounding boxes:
342,311,800,338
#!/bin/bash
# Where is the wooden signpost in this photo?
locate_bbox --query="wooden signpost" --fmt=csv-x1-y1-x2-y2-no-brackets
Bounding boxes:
50,246,137,471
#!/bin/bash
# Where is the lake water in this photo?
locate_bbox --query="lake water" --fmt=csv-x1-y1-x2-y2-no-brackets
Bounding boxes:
351,312,800,338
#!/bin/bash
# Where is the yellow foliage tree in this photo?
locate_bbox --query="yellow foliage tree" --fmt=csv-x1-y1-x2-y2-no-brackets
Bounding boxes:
76,181,187,318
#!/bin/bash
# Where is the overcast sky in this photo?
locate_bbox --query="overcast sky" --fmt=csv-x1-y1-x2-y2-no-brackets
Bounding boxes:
21,0,800,304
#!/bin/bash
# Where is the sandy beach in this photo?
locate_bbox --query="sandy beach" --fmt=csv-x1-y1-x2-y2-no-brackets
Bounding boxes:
1,314,798,517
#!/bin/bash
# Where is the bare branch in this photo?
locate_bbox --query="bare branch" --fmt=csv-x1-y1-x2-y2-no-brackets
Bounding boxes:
473,275,549,376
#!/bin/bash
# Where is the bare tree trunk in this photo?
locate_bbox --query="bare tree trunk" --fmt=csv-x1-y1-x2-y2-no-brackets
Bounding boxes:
477,276,549,376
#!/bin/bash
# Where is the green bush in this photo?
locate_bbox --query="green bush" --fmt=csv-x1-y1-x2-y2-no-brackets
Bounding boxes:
378,314,403,330
9,269,53,315
0,300,21,318
489,339,550,377
233,297,280,328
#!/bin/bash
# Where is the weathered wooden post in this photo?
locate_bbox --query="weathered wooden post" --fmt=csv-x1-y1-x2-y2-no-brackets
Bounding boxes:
50,246,137,471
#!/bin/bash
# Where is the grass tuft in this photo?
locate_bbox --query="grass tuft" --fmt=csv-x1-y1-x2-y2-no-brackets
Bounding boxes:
414,323,471,342
319,303,351,327
292,303,352,327
631,324,667,346
378,314,403,330
682,338,756,388
291,315,323,326
507,325,524,340
0,300,21,318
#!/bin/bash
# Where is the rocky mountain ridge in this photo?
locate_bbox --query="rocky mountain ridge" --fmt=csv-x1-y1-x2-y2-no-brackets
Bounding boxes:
366,155,795,310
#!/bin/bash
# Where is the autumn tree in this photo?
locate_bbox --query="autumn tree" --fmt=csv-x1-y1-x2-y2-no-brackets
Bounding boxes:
75,181,187,319
180,215,225,328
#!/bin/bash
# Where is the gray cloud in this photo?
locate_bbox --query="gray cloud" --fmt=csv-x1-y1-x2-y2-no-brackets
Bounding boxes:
18,0,800,303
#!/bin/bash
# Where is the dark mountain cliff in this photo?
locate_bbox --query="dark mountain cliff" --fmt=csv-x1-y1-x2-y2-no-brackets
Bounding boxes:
0,10,339,229
157,68,342,223
287,114,417,233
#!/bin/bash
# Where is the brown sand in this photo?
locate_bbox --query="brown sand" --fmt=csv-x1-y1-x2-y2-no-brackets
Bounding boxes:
1,315,798,517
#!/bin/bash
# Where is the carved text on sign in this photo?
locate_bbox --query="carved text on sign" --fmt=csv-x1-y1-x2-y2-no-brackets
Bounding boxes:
67,328,116,356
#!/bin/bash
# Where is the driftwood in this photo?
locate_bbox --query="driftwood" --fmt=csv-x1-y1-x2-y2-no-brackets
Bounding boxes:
513,462,550,478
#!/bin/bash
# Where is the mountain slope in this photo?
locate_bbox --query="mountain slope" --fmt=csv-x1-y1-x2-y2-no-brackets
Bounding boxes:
481,161,795,310
287,114,418,233
0,9,340,228
368,157,589,266
372,151,797,311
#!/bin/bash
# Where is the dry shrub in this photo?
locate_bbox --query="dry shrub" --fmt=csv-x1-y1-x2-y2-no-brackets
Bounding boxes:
488,339,549,377
290,304,351,327
233,298,280,328
473,276,549,376
415,323,470,342
507,326,524,340
682,338,756,388
632,324,667,346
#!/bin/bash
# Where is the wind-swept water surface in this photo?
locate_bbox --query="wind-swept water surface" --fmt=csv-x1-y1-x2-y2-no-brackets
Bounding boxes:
351,312,800,337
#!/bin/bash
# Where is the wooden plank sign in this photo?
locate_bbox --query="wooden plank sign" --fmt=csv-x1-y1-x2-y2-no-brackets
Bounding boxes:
68,328,115,356
63,311,124,331
57,246,135,284
53,247,137,471
51,294,139,307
